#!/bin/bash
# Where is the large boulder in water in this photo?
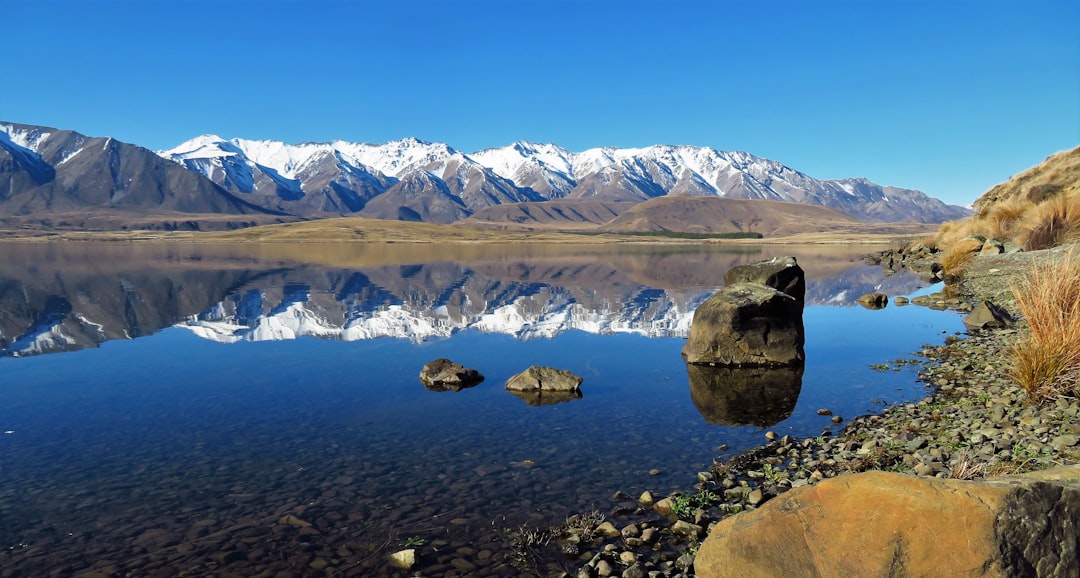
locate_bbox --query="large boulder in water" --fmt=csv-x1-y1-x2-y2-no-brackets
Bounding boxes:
681,282,805,367
723,256,805,305
696,467,1080,578
505,366,583,392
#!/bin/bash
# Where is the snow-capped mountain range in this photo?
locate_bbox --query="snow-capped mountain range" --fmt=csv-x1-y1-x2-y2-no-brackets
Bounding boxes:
159,134,969,223
0,121,970,225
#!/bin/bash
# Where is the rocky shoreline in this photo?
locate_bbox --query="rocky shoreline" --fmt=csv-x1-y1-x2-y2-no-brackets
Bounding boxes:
547,245,1080,578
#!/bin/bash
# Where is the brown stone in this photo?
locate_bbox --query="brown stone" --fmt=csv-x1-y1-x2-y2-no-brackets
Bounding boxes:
505,366,582,392
696,467,1080,578
419,358,484,391
682,283,805,367
856,292,889,309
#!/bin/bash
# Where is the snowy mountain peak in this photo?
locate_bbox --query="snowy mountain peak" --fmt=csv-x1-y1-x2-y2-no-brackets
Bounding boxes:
147,131,974,224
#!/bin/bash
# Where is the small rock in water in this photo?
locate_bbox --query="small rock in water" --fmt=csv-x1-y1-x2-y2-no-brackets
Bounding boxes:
387,549,416,569
816,408,832,416
765,431,778,441
648,469,662,476
638,491,655,507
278,514,312,528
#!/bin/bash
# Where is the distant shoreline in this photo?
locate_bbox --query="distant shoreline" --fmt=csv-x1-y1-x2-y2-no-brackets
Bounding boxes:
0,216,936,246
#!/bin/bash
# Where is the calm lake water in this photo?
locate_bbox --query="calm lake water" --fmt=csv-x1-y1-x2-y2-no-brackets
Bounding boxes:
0,242,964,577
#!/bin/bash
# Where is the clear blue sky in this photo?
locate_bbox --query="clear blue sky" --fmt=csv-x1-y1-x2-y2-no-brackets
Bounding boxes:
4,0,1078,206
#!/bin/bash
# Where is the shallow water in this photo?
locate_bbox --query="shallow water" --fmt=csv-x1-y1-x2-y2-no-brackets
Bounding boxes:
0,242,963,576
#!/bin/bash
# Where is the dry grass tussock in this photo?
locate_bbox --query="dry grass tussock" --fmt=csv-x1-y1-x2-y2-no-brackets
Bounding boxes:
1009,249,1080,401
939,237,984,283
936,146,1080,251
1017,191,1080,251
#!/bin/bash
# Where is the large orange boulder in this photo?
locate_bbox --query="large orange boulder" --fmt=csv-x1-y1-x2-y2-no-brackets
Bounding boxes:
696,467,1080,578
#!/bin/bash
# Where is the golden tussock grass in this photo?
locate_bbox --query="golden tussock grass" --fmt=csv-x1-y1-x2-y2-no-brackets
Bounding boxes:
1017,192,1080,251
939,237,984,283
1009,250,1080,401
979,200,1029,241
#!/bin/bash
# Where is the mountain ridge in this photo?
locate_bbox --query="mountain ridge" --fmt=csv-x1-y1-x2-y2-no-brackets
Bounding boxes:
160,133,970,224
1,121,972,228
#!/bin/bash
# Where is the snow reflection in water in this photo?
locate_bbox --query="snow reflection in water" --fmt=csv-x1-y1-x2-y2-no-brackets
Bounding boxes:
0,242,962,576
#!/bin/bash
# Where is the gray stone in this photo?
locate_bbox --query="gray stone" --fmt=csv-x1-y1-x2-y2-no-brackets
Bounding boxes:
671,520,702,539
1051,435,1079,451
722,255,805,305
963,301,1014,330
505,365,582,392
682,282,805,367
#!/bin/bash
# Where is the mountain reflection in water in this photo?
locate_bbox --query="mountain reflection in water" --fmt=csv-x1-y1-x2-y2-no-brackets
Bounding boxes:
0,242,928,357
0,242,965,577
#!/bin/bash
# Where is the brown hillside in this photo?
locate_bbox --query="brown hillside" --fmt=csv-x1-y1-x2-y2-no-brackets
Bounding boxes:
937,146,1080,250
463,200,636,229
973,146,1080,214
597,197,863,237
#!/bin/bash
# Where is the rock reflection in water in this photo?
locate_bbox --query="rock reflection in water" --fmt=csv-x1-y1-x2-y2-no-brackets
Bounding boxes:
686,363,804,427
507,389,584,406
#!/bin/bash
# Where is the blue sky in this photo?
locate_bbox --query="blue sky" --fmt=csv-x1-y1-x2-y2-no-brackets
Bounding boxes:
4,0,1077,205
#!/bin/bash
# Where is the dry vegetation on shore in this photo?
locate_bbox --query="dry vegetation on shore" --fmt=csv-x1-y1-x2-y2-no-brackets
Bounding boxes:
1009,250,1080,401
906,147,1080,402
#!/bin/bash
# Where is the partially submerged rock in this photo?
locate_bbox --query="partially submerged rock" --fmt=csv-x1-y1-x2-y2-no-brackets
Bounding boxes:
387,548,416,569
419,358,484,391
505,366,582,392
696,467,1080,578
681,282,805,367
856,292,889,309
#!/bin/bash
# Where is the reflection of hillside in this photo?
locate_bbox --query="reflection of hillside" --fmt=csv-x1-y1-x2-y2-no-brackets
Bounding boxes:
0,242,918,356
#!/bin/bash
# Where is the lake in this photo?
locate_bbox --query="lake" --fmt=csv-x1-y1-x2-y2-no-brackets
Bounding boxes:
0,242,963,577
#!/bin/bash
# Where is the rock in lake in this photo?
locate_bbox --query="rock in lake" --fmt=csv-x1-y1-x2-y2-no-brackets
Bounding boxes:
419,358,484,391
723,255,805,305
505,366,583,392
682,282,805,367
387,548,416,569
856,292,889,309
963,301,1014,330
696,467,1080,578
